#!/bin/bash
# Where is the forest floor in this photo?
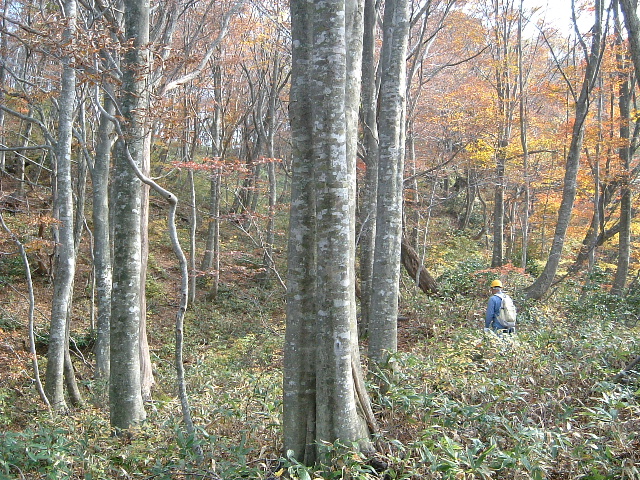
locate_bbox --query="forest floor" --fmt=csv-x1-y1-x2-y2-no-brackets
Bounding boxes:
1,201,640,479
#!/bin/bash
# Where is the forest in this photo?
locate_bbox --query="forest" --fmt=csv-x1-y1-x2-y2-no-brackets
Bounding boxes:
0,0,639,478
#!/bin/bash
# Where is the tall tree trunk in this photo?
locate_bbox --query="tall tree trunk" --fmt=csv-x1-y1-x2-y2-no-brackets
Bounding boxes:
202,65,222,298
492,147,506,267
285,1,319,461
92,90,114,383
490,0,517,268
284,0,372,464
524,1,603,300
518,0,530,269
358,0,379,337
587,76,604,273
188,168,197,303
368,0,411,367
612,8,632,295
185,109,198,304
139,136,154,402
44,0,77,413
262,52,282,279
110,0,149,430
0,0,6,178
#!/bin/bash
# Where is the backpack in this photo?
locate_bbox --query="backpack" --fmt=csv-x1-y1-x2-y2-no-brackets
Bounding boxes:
495,293,517,328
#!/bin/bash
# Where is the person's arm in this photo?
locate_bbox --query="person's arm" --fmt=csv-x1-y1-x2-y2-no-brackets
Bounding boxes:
485,295,500,329
485,296,495,329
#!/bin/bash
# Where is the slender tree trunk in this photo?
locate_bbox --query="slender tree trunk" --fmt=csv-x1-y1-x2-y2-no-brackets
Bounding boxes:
91,1,120,384
92,89,114,383
368,0,410,367
202,66,222,299
518,0,530,269
44,0,77,412
0,215,50,407
204,172,221,300
524,1,603,300
16,118,32,198
492,147,506,267
188,167,197,303
612,7,632,295
0,0,6,178
74,109,88,250
587,77,604,273
184,110,198,304
263,53,281,278
358,0,379,337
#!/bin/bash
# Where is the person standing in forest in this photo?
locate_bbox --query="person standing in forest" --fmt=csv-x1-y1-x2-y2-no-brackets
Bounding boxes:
484,279,516,334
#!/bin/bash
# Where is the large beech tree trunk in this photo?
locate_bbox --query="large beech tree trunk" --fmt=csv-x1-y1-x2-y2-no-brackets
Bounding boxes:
110,0,149,430
284,0,373,464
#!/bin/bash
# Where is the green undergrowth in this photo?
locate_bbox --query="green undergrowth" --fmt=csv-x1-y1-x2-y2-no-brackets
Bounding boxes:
2,279,640,479
367,317,640,479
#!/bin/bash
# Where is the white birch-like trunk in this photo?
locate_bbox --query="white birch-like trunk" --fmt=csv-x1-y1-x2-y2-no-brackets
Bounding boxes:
44,0,77,412
139,134,154,402
92,90,114,383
